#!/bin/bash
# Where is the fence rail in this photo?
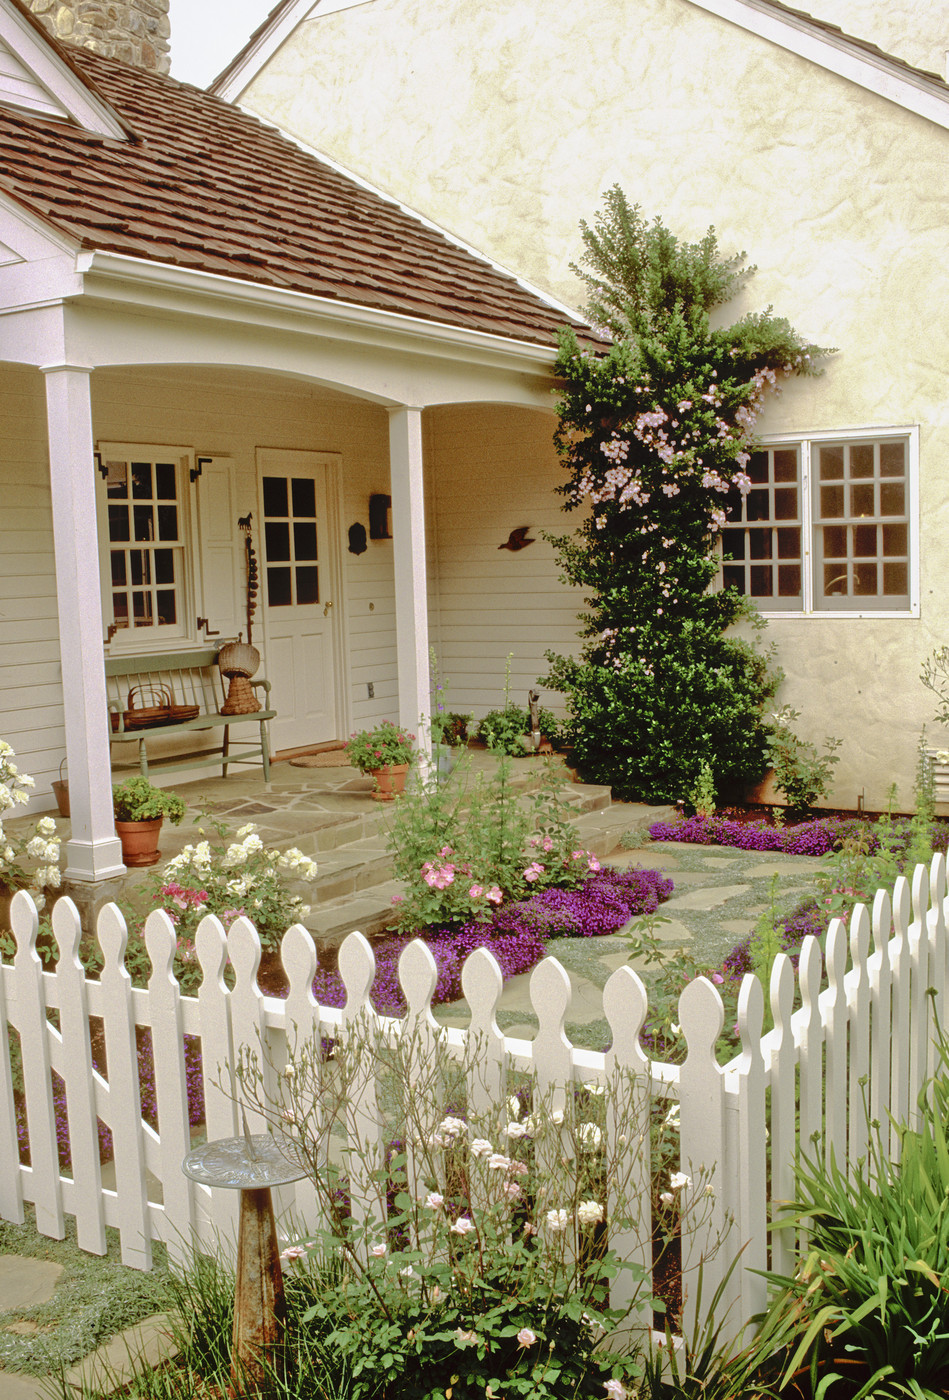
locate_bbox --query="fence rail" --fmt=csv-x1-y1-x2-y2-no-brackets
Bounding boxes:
2,854,947,1342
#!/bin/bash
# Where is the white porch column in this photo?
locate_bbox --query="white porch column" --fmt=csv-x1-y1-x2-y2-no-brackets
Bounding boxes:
388,406,431,758
41,363,125,883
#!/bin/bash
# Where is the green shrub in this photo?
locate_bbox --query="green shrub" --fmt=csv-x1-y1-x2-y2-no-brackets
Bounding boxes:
544,190,828,802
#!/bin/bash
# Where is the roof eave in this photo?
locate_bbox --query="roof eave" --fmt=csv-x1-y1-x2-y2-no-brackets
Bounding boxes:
74,248,563,373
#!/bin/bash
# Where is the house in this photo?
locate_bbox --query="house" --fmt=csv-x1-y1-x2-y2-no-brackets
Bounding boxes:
212,0,949,812
0,0,592,902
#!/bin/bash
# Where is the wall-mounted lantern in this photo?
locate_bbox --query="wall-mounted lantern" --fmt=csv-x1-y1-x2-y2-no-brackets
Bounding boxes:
369,493,392,539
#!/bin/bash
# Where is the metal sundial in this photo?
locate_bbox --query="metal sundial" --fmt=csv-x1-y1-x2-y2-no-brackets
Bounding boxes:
182,1111,307,1389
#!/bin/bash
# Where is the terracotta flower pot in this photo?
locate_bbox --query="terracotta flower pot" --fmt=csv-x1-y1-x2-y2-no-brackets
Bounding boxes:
115,817,164,867
368,763,409,801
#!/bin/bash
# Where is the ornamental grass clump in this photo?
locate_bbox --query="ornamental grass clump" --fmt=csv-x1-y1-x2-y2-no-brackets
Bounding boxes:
543,189,830,802
229,1020,717,1400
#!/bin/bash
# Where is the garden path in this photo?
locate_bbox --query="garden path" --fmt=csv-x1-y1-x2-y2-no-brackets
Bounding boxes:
433,839,833,1051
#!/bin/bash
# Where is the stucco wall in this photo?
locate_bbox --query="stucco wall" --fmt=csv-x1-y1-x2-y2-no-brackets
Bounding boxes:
240,0,949,809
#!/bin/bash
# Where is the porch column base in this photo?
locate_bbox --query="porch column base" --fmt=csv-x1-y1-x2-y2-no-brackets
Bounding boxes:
61,870,127,936
64,837,126,885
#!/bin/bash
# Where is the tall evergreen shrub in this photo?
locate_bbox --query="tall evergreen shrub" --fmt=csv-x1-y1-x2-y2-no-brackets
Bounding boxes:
545,190,829,801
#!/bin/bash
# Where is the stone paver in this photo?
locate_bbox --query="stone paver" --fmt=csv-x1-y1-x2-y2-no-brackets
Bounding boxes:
663,883,751,911
0,1259,61,1312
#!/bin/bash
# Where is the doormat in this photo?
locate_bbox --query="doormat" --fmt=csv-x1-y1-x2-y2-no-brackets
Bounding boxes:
289,750,353,768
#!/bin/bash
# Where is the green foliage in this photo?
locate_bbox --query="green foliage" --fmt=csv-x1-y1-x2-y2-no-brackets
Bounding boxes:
688,761,716,819
0,1209,173,1379
0,740,62,902
764,706,841,813
476,703,561,755
906,733,938,872
345,720,416,774
386,756,598,931
544,189,829,802
920,645,949,727
758,1041,949,1399
227,1022,710,1400
140,816,317,962
111,776,186,825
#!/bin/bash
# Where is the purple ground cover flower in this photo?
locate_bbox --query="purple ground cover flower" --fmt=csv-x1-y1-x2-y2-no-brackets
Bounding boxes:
312,866,673,1017
648,813,864,854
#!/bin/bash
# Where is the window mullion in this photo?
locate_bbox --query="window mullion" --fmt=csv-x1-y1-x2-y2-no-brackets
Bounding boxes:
801,440,813,614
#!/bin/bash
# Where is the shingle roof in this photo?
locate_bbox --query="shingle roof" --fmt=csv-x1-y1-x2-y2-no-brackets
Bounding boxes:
0,44,584,348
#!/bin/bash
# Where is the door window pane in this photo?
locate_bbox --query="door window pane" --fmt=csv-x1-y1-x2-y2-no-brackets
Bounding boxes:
296,566,319,605
263,476,288,516
292,477,316,517
267,566,292,607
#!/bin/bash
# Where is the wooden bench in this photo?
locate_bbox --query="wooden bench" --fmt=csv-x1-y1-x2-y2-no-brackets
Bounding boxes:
105,647,274,781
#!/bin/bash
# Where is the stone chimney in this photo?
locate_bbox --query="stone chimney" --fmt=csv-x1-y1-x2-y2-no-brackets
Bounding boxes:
27,1,171,74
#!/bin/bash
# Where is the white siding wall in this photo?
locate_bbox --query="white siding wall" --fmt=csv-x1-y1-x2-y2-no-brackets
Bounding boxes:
427,404,581,724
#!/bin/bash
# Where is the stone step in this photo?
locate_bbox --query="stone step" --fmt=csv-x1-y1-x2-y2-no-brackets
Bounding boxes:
571,802,676,856
304,878,404,955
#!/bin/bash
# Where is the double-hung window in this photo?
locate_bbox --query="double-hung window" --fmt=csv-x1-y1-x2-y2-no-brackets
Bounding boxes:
722,428,918,615
96,443,195,644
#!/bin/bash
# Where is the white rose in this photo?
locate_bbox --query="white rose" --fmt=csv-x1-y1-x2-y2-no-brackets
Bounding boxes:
577,1200,604,1227
546,1209,569,1232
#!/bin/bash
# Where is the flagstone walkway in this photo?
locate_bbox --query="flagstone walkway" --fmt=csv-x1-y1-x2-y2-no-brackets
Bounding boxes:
433,838,833,1050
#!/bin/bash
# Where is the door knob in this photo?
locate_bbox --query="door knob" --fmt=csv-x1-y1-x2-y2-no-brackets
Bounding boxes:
323,600,333,617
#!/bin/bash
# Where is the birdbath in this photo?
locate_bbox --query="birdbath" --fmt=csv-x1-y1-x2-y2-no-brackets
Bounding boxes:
182,1121,306,1390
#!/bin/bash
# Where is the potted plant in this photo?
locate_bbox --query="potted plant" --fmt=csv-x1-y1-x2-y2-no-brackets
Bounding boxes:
113,776,186,867
345,721,415,801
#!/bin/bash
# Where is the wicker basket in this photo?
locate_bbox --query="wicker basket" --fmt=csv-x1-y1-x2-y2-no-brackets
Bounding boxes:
112,684,200,731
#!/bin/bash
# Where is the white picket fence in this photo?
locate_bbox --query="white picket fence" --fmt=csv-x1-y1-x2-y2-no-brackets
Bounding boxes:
1,853,947,1343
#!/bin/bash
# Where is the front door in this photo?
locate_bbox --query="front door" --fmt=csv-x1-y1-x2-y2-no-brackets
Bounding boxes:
256,449,341,753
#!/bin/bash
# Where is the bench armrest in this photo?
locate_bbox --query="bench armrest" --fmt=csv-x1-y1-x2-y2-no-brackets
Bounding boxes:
250,678,272,695
108,700,127,735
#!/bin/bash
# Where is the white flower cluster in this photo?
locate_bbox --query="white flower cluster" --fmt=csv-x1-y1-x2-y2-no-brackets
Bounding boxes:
0,743,60,894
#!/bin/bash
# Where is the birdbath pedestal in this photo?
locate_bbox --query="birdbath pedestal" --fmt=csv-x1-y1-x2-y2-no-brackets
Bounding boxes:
182,1130,306,1391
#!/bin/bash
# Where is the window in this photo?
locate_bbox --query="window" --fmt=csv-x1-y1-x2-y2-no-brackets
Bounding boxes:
97,444,194,643
722,429,918,615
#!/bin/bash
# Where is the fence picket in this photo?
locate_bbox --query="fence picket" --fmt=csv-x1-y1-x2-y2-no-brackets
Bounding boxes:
909,864,931,1124
796,935,823,1163
847,904,871,1176
11,891,64,1240
823,919,848,1171
144,910,195,1265
98,903,151,1268
679,976,727,1336
768,954,795,1278
890,876,912,1145
734,974,766,1328
51,898,106,1256
870,888,893,1160
928,855,948,1083
195,914,238,1249
338,932,384,1239
461,948,506,1116
603,965,651,1323
0,940,23,1225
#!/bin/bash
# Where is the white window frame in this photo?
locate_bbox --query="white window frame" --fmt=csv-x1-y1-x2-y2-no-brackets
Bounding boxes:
96,441,200,652
723,425,919,619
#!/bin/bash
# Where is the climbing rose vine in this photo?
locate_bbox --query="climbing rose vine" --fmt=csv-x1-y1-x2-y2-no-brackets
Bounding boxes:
544,190,830,802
